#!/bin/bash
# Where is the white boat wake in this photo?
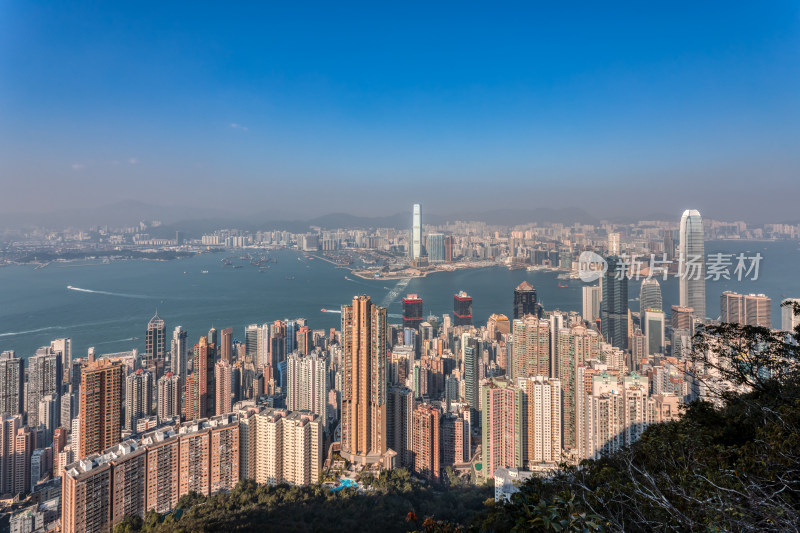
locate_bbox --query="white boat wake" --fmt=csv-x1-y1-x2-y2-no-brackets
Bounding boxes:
67,285,151,299
381,278,411,308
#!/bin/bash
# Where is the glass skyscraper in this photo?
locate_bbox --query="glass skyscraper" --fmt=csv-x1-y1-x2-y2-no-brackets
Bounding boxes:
601,256,629,350
426,233,445,262
679,209,706,320
639,278,663,315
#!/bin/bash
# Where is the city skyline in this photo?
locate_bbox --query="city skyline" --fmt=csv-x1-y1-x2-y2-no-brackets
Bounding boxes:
1,3,799,529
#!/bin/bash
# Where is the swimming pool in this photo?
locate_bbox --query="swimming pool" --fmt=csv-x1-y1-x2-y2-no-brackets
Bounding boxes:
330,478,358,492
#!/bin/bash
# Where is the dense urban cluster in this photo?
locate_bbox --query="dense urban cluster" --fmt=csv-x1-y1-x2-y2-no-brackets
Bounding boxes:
1,206,798,533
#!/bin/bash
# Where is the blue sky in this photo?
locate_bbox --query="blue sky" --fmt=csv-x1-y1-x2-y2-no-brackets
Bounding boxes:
1,2,799,221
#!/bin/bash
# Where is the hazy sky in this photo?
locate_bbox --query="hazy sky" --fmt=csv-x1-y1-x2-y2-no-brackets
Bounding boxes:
1,3,799,222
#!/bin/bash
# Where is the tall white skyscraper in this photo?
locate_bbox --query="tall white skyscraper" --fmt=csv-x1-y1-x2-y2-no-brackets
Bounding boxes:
679,209,706,320
171,326,188,383
582,285,601,323
607,232,620,255
50,338,72,386
411,203,422,259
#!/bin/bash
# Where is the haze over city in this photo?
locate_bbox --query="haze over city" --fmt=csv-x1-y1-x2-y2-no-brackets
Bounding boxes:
2,3,799,222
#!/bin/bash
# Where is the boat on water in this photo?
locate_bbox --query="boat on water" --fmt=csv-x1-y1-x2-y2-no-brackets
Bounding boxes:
558,282,568,288
201,270,209,274
286,276,295,280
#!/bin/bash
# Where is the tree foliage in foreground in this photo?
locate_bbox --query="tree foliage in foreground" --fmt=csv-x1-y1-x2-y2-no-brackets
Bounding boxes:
114,468,491,533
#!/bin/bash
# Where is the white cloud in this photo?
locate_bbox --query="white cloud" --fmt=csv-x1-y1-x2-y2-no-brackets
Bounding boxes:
230,123,249,131
128,157,139,165
71,163,85,171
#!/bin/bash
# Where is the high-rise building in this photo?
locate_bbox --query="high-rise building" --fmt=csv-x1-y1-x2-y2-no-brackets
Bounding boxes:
296,326,313,355
601,256,628,350
145,312,167,375
254,408,322,486
782,298,800,333
582,285,601,324
721,292,772,328
444,235,454,263
186,336,216,420
215,360,233,415
441,411,470,467
411,403,441,482
281,411,323,486
38,393,60,444
142,428,180,513
608,232,620,255
125,369,154,431
0,414,22,494
402,294,424,331
410,203,422,259
511,316,550,379
157,372,181,422
462,334,479,415
220,327,233,363
720,291,743,325
426,233,446,262
513,281,538,319
62,415,239,533
453,291,473,327
171,326,188,384
286,352,328,427
176,415,239,497
557,325,601,450
671,306,694,335
581,372,652,460
245,324,259,362
13,426,33,495
27,348,62,428
387,386,414,467
639,278,663,316
340,296,388,465
744,294,772,328
524,376,562,466
50,338,72,386
79,359,124,458
0,352,24,417
664,230,675,261
679,209,706,319
481,378,524,479
644,310,665,356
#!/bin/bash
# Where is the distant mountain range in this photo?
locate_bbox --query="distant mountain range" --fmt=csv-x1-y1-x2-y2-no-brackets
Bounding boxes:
0,201,607,234
1,201,791,234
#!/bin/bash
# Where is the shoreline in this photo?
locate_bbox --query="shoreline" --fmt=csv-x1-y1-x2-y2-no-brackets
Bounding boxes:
350,261,500,280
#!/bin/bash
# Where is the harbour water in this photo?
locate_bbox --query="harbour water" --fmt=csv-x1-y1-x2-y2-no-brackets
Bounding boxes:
1,241,798,359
